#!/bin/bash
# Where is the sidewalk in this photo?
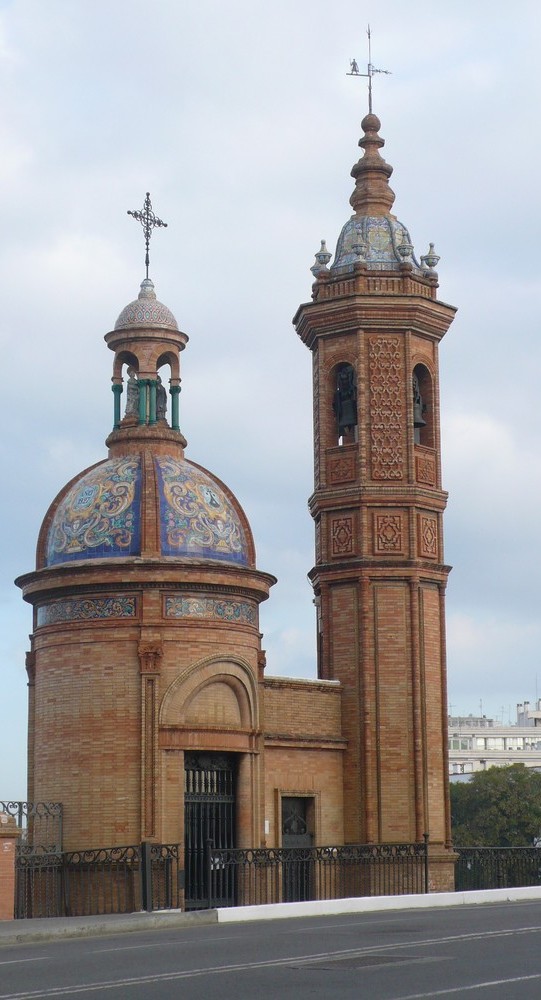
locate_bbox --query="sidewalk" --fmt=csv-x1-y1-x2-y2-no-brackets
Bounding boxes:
2,885,541,946
0,908,217,946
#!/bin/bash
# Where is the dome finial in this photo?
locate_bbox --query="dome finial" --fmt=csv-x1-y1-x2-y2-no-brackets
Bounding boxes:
349,113,396,217
127,192,168,280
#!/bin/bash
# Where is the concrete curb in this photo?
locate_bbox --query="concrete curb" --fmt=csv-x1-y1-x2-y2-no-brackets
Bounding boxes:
216,885,541,922
3,886,541,945
0,908,217,946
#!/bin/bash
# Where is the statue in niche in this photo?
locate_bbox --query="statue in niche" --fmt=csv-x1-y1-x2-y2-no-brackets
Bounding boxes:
156,375,168,421
333,366,357,438
125,367,139,418
412,372,427,442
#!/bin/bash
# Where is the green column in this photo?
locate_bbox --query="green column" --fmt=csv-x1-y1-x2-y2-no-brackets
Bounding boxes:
138,379,148,425
112,383,122,429
170,385,181,431
148,379,157,425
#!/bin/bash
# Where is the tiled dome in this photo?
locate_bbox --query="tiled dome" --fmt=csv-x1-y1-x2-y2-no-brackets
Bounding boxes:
114,278,178,331
155,456,249,564
45,455,250,567
331,214,419,272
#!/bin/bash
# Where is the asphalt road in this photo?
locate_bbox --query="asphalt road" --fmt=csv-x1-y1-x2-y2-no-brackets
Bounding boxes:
2,901,541,999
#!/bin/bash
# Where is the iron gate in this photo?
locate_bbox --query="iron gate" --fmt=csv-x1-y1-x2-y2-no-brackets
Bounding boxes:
184,752,236,909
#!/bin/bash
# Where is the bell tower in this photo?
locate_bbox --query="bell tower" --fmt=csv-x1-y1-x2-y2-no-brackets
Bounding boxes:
294,113,457,888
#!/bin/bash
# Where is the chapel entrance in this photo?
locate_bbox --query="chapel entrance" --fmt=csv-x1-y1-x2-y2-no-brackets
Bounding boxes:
281,796,314,902
184,751,236,909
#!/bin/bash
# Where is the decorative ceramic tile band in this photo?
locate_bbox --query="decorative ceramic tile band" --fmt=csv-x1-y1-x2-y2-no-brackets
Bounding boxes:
37,596,137,626
164,596,257,625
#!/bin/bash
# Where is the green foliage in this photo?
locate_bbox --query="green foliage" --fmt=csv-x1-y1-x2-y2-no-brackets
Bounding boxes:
451,764,541,846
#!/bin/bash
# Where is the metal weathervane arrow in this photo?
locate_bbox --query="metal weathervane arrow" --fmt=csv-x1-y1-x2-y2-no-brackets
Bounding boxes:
346,25,391,113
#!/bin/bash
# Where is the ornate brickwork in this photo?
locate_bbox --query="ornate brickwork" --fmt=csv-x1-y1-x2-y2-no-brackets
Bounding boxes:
164,595,257,626
373,513,405,555
331,516,354,557
313,355,320,484
369,337,403,480
416,450,436,486
37,596,136,626
327,449,356,484
138,640,163,674
418,514,438,559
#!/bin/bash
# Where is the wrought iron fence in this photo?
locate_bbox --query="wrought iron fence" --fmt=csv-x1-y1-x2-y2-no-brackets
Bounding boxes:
15,842,181,919
455,847,541,891
0,801,62,850
206,842,429,909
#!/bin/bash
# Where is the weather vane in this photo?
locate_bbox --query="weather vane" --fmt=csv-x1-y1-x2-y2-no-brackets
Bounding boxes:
347,25,391,114
127,192,168,280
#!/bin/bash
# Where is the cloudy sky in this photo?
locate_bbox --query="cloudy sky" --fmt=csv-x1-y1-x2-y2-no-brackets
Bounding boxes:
1,0,540,798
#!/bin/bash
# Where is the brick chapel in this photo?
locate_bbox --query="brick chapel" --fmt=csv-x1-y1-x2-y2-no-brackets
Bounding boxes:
16,110,457,894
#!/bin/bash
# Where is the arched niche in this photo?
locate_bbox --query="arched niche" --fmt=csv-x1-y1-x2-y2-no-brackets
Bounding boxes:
331,362,358,446
412,362,434,448
113,350,139,381
159,656,259,733
156,351,180,428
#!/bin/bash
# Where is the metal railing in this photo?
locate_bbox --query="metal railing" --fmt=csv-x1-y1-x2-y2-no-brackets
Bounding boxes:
0,801,62,851
15,842,181,919
206,841,429,909
455,847,541,891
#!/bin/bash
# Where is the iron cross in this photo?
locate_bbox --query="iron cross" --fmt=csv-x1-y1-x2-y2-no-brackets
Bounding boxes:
127,192,168,279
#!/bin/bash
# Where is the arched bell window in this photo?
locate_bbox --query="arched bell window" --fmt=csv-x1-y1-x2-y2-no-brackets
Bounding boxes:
412,364,434,447
332,363,357,446
157,351,181,431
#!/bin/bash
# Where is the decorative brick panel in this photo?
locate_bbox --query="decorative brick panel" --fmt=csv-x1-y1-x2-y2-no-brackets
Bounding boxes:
373,513,405,555
369,337,404,480
331,515,355,557
327,448,357,484
418,514,438,559
415,449,436,486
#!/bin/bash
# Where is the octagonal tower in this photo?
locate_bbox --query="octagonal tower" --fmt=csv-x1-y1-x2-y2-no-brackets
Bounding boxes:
294,112,457,889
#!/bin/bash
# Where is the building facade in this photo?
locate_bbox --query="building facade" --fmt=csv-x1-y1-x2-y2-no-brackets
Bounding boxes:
17,110,457,896
449,705,541,777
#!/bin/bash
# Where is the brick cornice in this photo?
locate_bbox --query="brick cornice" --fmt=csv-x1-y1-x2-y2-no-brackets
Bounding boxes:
294,288,456,350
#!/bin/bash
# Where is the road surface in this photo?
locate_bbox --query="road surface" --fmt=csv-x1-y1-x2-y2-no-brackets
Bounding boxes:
2,900,541,998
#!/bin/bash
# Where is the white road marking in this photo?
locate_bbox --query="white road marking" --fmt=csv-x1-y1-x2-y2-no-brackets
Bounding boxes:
2,923,541,997
394,973,541,998
0,961,47,967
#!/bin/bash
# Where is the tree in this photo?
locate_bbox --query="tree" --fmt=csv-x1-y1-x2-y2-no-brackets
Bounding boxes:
451,764,541,846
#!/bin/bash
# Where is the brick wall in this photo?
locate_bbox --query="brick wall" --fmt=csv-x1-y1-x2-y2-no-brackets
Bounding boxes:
0,815,21,921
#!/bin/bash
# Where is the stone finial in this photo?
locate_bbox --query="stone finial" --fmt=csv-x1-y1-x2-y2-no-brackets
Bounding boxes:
310,239,333,277
421,243,440,272
349,113,396,217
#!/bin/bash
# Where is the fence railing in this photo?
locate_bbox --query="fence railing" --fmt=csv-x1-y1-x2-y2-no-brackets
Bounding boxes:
0,801,62,851
455,847,541,892
19,839,541,919
206,842,429,909
15,843,181,919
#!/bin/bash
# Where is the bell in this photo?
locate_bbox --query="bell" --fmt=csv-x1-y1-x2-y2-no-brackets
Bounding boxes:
413,401,426,428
